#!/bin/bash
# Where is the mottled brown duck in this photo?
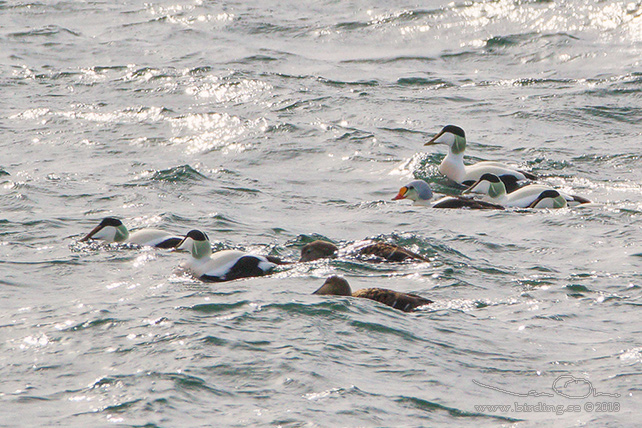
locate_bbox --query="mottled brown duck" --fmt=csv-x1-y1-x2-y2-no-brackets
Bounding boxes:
313,276,432,312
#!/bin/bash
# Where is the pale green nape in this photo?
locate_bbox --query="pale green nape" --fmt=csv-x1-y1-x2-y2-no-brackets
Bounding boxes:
452,134,466,154
553,196,567,208
488,180,506,199
115,225,129,242
192,239,212,259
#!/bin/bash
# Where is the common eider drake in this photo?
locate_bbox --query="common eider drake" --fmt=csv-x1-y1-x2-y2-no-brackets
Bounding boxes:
300,240,428,263
393,179,505,210
313,276,432,312
176,230,278,282
424,125,536,192
80,217,182,248
464,173,590,208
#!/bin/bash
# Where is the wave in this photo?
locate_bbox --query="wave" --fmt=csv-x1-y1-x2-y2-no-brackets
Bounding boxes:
396,395,522,422
396,77,454,88
8,25,80,38
142,165,208,183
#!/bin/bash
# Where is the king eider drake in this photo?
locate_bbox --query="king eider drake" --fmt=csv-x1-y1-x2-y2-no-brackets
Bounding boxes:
424,125,536,192
464,173,590,208
300,240,428,263
393,179,505,210
80,217,183,248
313,276,432,312
176,230,278,282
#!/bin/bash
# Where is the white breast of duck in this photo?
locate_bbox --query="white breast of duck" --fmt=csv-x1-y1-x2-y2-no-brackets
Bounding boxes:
177,230,276,282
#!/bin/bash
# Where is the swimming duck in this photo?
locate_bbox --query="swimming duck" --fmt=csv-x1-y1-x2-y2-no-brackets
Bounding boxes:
393,179,505,210
392,180,434,206
464,173,589,208
299,240,428,263
313,276,432,312
424,125,536,192
80,217,183,248
176,230,277,282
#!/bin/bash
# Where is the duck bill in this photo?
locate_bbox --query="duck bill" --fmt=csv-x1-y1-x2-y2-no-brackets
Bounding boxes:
462,177,484,195
312,282,331,295
174,236,189,250
527,196,544,209
312,285,326,295
461,184,476,195
79,224,103,242
424,131,444,146
392,187,408,200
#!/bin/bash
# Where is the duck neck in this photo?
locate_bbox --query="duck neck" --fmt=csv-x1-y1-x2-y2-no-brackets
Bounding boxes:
439,151,466,183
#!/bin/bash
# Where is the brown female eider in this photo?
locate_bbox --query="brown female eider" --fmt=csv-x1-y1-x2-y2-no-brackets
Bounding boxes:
299,240,428,263
313,276,432,312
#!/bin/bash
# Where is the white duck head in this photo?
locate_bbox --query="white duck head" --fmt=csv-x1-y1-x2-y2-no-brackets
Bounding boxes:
424,125,467,155
176,229,212,259
464,173,507,199
393,180,434,205
80,217,130,243
528,190,567,209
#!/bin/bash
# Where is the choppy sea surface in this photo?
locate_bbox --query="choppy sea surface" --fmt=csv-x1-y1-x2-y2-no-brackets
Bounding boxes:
1,0,641,426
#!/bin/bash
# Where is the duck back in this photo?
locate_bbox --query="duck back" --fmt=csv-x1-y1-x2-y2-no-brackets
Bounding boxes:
359,242,427,262
353,288,432,312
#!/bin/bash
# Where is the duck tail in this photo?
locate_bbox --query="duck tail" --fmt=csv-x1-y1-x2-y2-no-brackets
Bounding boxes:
519,169,538,180
518,169,538,180
569,194,591,205
265,255,293,265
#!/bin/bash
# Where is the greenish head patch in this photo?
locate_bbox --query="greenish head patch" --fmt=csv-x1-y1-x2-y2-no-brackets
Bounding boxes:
192,239,212,259
115,225,129,242
452,134,466,154
554,196,566,208
488,181,506,199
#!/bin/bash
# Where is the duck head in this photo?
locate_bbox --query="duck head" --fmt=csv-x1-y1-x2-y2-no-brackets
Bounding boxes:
80,217,129,243
176,229,212,259
393,180,433,204
528,190,567,209
300,240,339,262
313,275,352,296
424,125,466,154
464,173,507,199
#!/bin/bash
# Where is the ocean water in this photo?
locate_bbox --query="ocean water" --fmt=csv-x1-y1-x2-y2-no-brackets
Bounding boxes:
1,0,641,426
